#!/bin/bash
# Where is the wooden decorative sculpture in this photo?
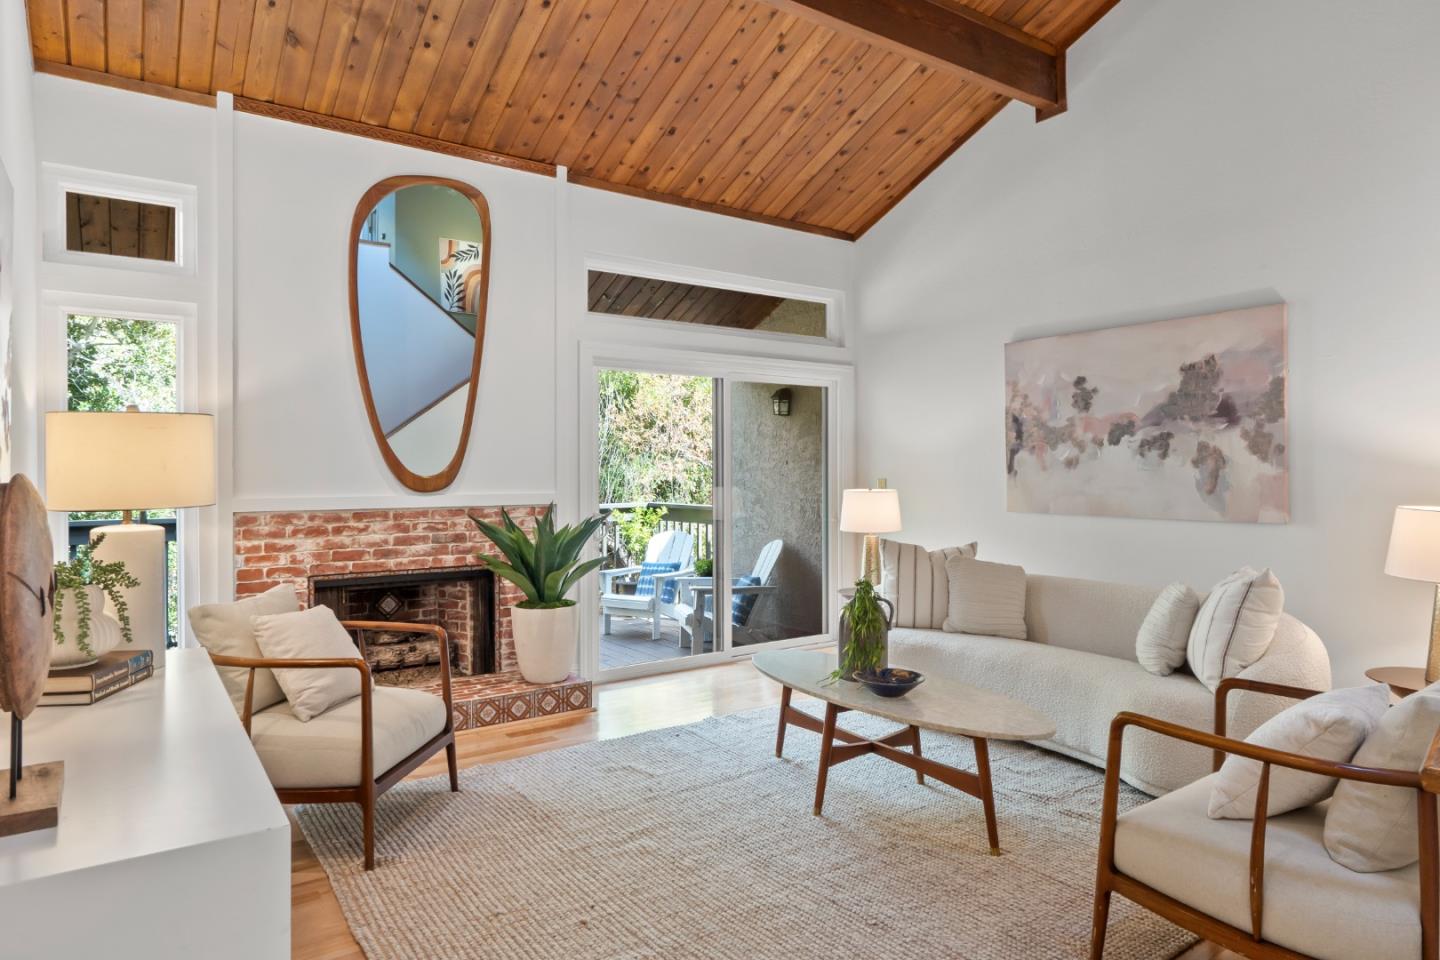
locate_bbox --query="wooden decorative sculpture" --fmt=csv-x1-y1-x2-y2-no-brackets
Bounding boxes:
0,474,62,836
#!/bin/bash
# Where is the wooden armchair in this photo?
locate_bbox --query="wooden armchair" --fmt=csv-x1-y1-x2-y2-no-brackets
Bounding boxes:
207,620,458,870
1091,677,1440,960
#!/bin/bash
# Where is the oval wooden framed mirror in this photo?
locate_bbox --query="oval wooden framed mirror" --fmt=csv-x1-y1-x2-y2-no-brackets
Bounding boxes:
348,176,491,492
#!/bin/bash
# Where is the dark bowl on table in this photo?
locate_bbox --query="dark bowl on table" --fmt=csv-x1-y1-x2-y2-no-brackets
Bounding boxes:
855,667,924,698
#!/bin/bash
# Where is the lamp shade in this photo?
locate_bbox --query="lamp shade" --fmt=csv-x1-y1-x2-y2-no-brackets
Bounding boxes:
45,411,216,511
1385,506,1440,583
839,488,902,534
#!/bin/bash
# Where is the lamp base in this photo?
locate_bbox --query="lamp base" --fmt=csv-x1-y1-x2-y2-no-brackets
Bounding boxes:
862,534,882,586
89,523,168,669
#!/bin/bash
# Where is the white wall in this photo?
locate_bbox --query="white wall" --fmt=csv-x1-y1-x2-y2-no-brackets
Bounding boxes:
25,73,857,643
854,0,1440,685
0,5,38,479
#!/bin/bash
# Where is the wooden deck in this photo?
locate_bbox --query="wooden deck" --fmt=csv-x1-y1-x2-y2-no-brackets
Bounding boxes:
600,617,698,670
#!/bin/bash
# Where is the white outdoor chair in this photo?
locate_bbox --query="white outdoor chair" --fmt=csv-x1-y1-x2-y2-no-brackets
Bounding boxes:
599,529,694,640
674,539,783,655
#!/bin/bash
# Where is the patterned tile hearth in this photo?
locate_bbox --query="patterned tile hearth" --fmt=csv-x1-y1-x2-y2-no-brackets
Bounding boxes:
419,671,593,731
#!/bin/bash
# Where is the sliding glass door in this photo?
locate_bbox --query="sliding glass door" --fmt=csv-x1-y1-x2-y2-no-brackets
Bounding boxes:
593,364,829,678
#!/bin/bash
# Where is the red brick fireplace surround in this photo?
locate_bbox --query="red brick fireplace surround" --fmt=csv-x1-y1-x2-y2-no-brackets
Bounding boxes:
232,506,593,729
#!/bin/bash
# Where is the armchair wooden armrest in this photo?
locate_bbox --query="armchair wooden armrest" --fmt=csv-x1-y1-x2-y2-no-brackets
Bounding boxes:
1095,709,1440,958
205,652,371,739
340,620,454,718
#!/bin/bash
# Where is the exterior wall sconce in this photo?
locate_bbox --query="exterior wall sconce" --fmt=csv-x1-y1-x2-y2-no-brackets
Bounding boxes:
771,388,792,416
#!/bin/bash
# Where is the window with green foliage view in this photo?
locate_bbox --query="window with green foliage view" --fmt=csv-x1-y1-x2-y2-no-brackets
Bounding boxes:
66,314,181,646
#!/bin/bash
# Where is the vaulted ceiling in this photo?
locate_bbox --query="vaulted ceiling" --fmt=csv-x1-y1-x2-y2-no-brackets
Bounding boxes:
24,0,1121,240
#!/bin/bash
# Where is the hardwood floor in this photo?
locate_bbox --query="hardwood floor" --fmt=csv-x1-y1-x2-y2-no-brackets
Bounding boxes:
291,656,1239,960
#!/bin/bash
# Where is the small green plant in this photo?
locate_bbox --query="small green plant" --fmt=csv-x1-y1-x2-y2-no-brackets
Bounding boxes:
829,578,888,682
612,505,668,565
470,504,604,609
53,533,140,657
694,556,714,577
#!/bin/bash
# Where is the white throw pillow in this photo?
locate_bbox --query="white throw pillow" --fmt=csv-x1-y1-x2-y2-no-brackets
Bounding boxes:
1187,567,1285,691
252,606,364,722
187,584,300,716
1208,684,1390,819
1325,684,1440,872
880,539,978,629
942,556,1027,640
1135,582,1201,676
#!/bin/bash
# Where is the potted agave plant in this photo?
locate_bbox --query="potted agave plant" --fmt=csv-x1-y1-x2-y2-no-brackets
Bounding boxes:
470,504,603,684
52,534,139,669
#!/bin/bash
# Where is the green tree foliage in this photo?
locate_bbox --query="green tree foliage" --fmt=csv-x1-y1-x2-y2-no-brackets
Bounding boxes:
598,370,713,506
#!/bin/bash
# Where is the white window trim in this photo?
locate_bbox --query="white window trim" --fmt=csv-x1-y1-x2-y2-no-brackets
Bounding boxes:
582,252,848,352
40,290,205,645
41,163,199,277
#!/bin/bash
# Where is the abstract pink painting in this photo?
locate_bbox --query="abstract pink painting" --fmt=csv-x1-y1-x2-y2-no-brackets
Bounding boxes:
1006,304,1288,523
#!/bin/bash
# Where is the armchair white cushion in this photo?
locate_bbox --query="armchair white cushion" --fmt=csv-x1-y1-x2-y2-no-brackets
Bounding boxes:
188,583,300,716
252,605,366,722
1208,684,1389,819
1326,683,1440,872
249,686,447,790
1116,775,1422,960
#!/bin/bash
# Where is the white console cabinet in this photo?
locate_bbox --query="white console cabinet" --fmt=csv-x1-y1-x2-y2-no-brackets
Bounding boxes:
0,648,289,959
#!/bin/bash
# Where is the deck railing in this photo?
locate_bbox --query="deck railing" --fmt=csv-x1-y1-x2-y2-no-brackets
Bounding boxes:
599,501,713,568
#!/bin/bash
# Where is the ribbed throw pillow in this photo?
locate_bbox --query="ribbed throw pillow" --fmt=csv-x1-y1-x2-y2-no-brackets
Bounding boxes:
942,556,1027,640
880,539,978,628
1208,684,1389,819
188,583,301,716
1187,567,1284,691
1325,684,1440,872
1136,582,1201,676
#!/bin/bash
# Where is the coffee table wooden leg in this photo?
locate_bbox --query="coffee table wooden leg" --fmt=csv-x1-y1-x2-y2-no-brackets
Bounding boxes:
973,737,1001,855
775,686,792,758
813,702,839,816
910,725,924,784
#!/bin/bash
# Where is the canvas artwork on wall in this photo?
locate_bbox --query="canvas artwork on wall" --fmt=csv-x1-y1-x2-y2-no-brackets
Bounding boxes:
1005,304,1288,524
438,238,483,315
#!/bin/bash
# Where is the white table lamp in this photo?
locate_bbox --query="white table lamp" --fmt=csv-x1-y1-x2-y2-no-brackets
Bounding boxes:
840,482,902,586
45,409,216,667
1384,505,1440,683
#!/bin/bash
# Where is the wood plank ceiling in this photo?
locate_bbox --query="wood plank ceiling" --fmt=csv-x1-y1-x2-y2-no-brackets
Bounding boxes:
25,0,1121,240
588,270,784,328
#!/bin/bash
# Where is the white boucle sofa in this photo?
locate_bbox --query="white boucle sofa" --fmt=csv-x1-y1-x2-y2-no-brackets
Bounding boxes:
886,574,1332,795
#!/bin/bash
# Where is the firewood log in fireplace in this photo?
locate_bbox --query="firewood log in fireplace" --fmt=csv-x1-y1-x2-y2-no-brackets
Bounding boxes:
365,633,443,671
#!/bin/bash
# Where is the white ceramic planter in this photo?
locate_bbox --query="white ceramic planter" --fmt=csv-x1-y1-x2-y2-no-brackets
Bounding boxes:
52,585,125,669
510,604,576,684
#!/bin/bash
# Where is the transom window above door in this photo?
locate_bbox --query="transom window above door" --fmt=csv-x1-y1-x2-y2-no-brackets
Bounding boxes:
587,270,828,340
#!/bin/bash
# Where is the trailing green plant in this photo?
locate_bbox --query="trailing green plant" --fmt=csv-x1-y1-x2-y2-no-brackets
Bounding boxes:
694,556,714,578
611,505,667,565
470,504,604,610
53,533,140,657
829,578,888,682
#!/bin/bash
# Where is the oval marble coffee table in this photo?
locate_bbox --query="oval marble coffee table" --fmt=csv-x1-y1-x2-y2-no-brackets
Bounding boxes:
752,648,1056,854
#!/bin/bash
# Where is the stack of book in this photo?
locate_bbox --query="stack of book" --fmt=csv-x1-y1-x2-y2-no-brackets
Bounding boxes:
41,649,155,706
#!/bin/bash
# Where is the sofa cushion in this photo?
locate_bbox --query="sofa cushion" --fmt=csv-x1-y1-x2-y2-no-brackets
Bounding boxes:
1188,567,1285,691
249,685,447,789
1026,575,1161,661
888,627,1215,795
253,605,366,722
1209,684,1389,819
879,539,977,629
1116,776,1421,960
187,584,300,717
943,557,1027,640
1326,684,1440,872
1136,582,1201,675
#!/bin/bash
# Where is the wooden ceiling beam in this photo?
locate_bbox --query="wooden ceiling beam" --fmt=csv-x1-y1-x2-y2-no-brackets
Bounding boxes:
767,0,1066,119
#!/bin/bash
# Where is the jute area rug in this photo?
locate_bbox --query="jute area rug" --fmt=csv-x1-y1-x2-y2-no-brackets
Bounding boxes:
297,707,1195,960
